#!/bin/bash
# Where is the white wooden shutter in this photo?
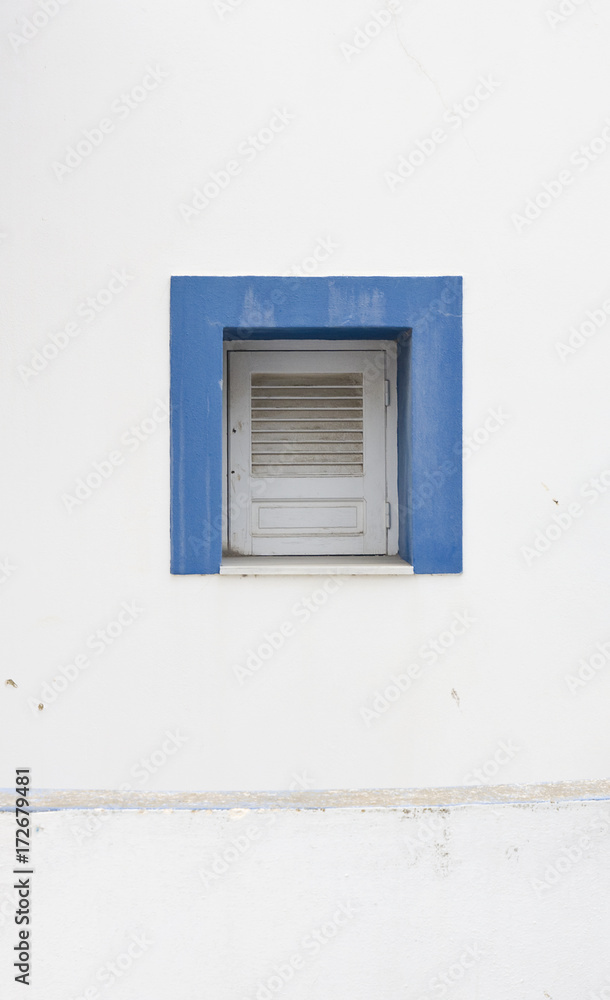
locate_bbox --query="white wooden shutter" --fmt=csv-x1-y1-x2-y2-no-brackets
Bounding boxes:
228,350,388,556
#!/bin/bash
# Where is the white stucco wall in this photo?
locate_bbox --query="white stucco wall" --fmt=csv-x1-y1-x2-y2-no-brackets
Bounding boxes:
2,788,610,999
2,0,610,793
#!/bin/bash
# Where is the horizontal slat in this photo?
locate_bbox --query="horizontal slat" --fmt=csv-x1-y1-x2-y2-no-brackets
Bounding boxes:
253,412,362,423
252,464,364,477
252,387,363,399
252,432,363,442
252,451,362,465
253,420,363,431
252,373,363,387
254,452,363,463
252,399,363,411
252,443,363,455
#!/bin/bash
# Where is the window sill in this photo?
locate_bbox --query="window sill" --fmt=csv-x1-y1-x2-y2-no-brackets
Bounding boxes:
219,555,414,576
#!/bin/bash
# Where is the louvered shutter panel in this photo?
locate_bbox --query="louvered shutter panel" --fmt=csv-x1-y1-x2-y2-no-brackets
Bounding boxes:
251,372,364,478
228,351,388,556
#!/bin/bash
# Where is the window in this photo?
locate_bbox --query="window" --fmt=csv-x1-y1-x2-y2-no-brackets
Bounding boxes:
170,276,462,575
224,341,398,558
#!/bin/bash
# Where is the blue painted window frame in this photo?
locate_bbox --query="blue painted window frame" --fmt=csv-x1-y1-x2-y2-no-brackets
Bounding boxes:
170,276,462,575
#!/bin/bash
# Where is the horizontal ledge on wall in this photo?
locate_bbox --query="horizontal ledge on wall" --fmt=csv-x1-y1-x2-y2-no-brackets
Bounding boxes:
219,555,414,575
1,780,609,812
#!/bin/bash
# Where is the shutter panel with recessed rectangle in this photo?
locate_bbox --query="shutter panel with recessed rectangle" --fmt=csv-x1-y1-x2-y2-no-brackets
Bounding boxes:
228,350,388,555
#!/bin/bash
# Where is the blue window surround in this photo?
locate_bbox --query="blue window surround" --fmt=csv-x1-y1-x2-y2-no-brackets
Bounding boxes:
170,276,462,575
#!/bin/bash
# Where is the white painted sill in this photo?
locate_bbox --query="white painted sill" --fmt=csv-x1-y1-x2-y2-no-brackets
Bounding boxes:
219,555,414,576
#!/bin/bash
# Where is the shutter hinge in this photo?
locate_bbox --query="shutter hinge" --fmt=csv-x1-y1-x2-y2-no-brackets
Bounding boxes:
384,380,390,406
386,501,391,529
